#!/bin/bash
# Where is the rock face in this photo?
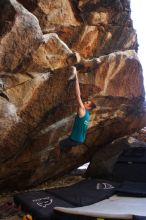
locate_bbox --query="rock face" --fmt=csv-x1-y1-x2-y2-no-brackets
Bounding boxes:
0,0,146,190
0,0,43,73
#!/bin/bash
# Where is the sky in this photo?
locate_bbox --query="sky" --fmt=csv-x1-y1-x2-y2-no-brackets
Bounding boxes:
130,0,146,88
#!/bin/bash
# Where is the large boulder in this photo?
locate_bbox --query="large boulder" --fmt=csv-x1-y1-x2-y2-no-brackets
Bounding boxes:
0,49,146,189
17,0,137,58
0,0,145,190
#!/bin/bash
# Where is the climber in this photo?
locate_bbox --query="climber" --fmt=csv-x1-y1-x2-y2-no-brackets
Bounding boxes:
54,66,96,159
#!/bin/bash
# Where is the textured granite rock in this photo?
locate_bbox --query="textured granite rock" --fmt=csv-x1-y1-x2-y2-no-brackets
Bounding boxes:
0,0,145,190
0,0,43,73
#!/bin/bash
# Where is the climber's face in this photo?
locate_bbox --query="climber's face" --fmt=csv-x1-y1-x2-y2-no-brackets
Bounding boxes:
84,100,92,110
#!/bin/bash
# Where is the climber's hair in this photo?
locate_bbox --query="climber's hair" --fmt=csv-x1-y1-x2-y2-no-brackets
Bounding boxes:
90,101,96,110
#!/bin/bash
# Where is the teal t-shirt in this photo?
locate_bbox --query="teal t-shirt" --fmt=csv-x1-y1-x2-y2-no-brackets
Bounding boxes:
70,110,90,143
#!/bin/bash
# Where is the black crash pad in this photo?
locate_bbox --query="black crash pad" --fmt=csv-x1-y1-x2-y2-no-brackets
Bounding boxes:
14,179,118,220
